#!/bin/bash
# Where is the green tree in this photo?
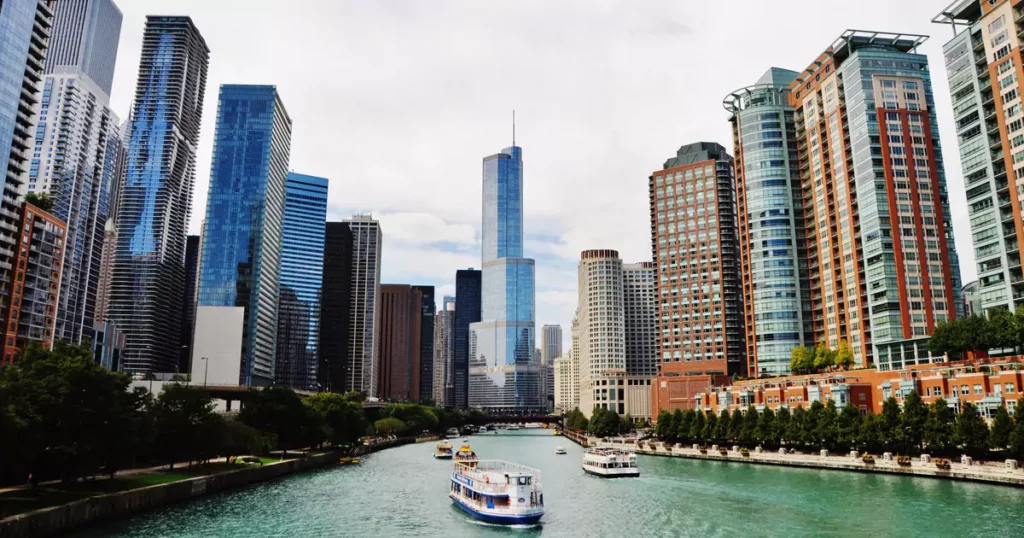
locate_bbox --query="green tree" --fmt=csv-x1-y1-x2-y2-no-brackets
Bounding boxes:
757,407,777,447
383,403,439,433
956,402,990,458
305,392,369,446
836,403,862,452
805,401,824,448
676,410,693,443
1010,414,1024,460
667,409,683,439
23,192,53,212
152,384,218,469
812,342,836,372
901,391,928,453
989,405,1013,451
741,406,759,447
815,400,839,450
790,346,813,374
988,308,1017,350
702,411,717,443
775,407,791,446
835,341,855,370
589,407,622,437
373,417,405,435
654,410,672,439
962,315,993,356
729,409,744,443
880,397,903,453
240,387,321,452
690,410,706,443
788,406,807,448
859,412,884,454
923,399,956,455
714,410,731,444
220,420,266,462
565,408,589,431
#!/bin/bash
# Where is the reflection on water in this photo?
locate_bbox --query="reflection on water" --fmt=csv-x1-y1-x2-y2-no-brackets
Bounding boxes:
72,430,1024,537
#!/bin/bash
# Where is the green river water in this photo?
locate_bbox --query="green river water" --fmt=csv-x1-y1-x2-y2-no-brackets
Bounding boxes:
71,429,1024,537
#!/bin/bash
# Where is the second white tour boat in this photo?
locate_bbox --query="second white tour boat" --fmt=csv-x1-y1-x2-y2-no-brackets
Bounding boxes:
449,460,544,525
581,448,640,478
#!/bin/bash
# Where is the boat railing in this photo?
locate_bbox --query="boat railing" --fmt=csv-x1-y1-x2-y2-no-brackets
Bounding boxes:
453,460,543,488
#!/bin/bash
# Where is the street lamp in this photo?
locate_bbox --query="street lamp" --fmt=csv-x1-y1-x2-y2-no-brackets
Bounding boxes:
199,356,209,387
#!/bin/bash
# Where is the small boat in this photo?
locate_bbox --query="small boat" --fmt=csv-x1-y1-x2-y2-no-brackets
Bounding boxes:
485,424,496,432
446,427,459,439
582,448,639,478
478,426,487,434
454,443,479,466
338,457,361,465
507,425,520,431
450,460,544,525
552,430,560,436
434,440,454,459
463,437,469,442
555,447,567,455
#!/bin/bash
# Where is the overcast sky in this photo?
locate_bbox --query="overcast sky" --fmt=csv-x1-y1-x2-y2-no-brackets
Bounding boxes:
111,1,975,347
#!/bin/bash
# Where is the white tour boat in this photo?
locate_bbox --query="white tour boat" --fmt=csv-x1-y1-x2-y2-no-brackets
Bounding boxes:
478,426,488,434
434,440,453,459
450,460,544,525
445,427,459,439
581,448,639,478
555,447,567,455
507,424,520,431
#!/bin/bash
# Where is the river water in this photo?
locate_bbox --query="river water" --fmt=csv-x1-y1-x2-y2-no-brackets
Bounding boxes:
73,429,1024,537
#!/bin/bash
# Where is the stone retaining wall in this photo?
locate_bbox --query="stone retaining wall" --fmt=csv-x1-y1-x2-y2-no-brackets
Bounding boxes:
0,452,339,538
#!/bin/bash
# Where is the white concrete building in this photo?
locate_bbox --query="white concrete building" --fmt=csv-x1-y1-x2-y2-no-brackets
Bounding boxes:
432,298,455,405
344,215,382,396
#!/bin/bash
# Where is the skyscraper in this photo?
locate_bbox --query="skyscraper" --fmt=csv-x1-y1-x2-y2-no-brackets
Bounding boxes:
196,85,291,386
649,142,744,414
788,31,961,371
0,0,53,363
344,215,382,396
453,268,481,409
935,3,1020,315
469,143,544,413
94,219,116,323
108,16,209,374
412,284,435,402
377,284,422,401
275,173,328,391
31,0,122,347
623,262,658,378
44,0,121,96
541,324,562,366
178,234,199,373
433,297,455,406
725,67,813,377
319,222,353,393
554,313,581,413
576,250,627,416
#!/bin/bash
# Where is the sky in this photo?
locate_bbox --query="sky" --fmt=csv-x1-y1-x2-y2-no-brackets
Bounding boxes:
110,0,976,348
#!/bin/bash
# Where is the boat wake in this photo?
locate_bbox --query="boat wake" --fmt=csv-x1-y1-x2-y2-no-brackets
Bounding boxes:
467,519,541,531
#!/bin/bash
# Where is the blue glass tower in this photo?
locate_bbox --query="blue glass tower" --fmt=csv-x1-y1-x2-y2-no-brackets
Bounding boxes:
469,145,543,412
108,16,208,373
196,85,292,386
275,172,328,391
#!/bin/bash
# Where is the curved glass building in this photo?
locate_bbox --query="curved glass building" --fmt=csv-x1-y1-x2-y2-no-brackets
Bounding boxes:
725,68,811,377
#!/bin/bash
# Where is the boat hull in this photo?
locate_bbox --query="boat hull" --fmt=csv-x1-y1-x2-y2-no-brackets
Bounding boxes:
583,467,640,478
449,494,543,525
434,454,453,459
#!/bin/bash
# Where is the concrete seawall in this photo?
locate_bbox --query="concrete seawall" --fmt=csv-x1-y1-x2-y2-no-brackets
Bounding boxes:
0,452,339,538
633,443,1024,487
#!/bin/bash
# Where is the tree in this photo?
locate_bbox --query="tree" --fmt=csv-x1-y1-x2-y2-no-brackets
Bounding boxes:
880,397,904,453
701,411,717,443
566,408,589,431
1010,414,1024,460
901,391,928,453
805,401,824,448
220,421,265,463
655,410,672,439
383,403,439,434
859,412,885,454
774,407,791,446
815,400,839,451
714,410,731,444
962,315,993,356
956,403,990,458
305,393,369,446
757,408,777,447
729,409,744,443
589,407,622,437
676,410,693,443
927,320,958,357
741,406,759,447
836,404,861,452
152,384,218,469
690,410,706,443
923,399,956,455
835,341,855,370
373,418,405,435
988,308,1017,350
812,342,836,372
23,192,53,212
240,387,321,452
2,342,151,482
790,346,813,374
788,407,807,448
990,406,1013,451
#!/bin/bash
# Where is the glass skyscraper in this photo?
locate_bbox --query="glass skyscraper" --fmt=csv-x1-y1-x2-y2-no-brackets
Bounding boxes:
196,85,292,386
469,145,544,413
453,268,480,409
275,172,328,391
108,16,209,374
31,0,123,347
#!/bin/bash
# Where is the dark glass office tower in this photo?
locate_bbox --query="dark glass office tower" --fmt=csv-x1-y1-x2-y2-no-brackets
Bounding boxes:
196,85,292,386
319,222,353,393
454,269,481,409
276,173,328,391
178,234,200,373
412,285,434,402
108,16,209,373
